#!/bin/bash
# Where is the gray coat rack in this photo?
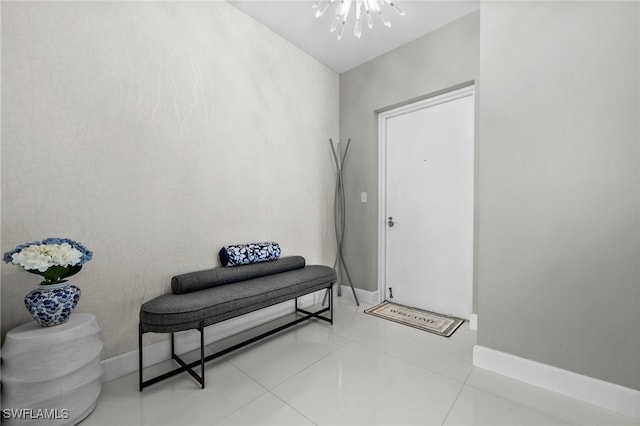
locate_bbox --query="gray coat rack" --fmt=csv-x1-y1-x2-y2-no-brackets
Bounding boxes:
326,138,359,306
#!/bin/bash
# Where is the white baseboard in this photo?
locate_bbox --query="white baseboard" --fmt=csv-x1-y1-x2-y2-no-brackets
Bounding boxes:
101,293,317,383
329,284,379,306
473,345,640,419
356,287,379,305
469,314,478,331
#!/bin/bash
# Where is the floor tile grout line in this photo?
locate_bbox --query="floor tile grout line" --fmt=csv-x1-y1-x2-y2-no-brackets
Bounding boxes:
210,361,272,426
241,302,380,389
344,321,575,426
351,332,473,386
204,303,369,395
464,371,640,424
212,391,268,426
269,390,319,426
462,379,574,425
144,340,322,426
330,319,379,342
350,309,470,380
439,380,466,426
265,337,353,391
462,364,474,385
266,336,466,426
181,306,471,391
218,318,351,392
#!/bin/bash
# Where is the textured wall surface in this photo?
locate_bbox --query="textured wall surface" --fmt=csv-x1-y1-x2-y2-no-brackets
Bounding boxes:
339,11,480,296
477,1,639,390
1,1,339,358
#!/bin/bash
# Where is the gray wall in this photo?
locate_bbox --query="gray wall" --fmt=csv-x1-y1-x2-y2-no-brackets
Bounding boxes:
1,1,339,358
339,11,480,301
477,1,639,390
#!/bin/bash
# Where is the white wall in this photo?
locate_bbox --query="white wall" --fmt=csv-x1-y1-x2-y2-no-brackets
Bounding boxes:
1,1,339,359
477,1,639,390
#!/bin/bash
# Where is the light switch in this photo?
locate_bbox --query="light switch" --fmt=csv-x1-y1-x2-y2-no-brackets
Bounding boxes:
361,192,367,203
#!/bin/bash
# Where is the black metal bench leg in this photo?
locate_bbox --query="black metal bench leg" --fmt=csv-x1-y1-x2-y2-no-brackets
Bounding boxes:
200,322,205,389
139,324,144,392
329,286,333,325
330,285,334,324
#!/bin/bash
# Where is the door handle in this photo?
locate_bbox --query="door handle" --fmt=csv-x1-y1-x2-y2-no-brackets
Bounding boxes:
387,216,395,227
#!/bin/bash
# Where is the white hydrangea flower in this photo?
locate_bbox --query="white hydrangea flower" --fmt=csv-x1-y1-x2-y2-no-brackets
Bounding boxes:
11,243,82,272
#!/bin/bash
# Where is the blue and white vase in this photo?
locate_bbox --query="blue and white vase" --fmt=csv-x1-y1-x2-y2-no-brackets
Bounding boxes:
24,282,81,327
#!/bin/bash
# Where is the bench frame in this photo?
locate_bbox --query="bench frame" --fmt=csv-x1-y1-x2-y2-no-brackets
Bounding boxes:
139,285,333,391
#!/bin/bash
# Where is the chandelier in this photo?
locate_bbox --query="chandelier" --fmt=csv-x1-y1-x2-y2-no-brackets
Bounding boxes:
313,0,406,40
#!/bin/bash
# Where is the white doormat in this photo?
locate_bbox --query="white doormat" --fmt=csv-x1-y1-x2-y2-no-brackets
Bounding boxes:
364,301,464,337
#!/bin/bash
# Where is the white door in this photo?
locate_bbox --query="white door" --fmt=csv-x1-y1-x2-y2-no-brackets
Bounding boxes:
380,86,474,319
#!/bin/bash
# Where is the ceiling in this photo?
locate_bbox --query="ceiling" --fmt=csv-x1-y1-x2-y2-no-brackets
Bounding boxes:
228,1,480,74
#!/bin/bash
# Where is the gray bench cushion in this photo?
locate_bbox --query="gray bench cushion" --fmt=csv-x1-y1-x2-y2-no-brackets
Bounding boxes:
171,256,306,294
141,265,336,333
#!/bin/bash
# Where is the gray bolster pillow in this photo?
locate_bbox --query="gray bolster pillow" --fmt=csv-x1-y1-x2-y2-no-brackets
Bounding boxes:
171,255,306,294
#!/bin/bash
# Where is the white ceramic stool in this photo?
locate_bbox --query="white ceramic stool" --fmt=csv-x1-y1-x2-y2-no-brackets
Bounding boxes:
1,313,103,425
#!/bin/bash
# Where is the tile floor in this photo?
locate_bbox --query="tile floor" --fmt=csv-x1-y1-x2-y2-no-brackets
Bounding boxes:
83,296,639,426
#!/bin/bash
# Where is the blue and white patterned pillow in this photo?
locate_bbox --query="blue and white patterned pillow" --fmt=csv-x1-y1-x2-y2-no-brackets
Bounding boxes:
219,242,281,266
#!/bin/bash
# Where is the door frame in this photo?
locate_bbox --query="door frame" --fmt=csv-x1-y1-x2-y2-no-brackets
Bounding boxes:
377,83,476,307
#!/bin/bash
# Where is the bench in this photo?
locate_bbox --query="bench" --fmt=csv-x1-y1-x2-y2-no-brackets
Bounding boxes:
138,256,336,390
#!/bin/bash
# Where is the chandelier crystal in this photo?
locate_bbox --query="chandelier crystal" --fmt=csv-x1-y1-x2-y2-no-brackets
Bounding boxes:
313,0,406,40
